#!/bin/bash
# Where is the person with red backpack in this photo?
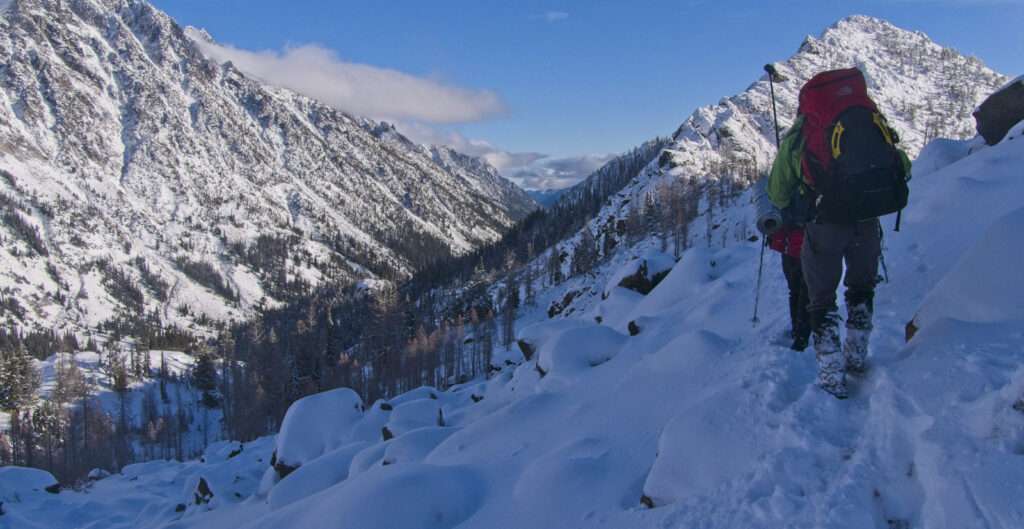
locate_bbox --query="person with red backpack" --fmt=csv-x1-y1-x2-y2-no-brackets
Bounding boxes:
767,67,911,399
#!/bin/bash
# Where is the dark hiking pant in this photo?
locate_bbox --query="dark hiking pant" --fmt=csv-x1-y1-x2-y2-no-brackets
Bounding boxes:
801,219,881,328
801,219,880,398
782,253,810,344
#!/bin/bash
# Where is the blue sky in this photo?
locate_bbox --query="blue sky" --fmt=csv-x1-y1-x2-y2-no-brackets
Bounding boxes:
149,0,1022,190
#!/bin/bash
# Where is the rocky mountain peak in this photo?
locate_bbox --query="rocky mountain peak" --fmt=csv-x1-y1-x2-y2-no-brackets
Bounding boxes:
563,15,1009,266
0,0,537,338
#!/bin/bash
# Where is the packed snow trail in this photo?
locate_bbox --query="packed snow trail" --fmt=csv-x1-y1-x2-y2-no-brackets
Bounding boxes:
619,128,1024,529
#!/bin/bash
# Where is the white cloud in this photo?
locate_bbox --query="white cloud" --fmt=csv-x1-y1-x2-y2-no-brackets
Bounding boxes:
394,122,537,165
534,11,569,22
543,154,614,177
511,170,580,192
521,154,614,190
395,121,598,189
186,30,508,124
184,30,601,192
395,122,611,191
395,121,610,189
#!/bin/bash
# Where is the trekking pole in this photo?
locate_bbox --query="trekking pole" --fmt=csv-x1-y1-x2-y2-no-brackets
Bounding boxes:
877,219,890,283
752,64,782,327
753,63,782,323
752,236,767,326
764,64,781,148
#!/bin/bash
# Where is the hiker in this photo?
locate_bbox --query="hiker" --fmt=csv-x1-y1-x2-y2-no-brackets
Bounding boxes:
767,67,911,399
767,198,810,352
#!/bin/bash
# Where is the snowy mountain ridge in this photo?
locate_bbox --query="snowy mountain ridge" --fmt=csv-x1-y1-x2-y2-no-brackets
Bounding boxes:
8,82,1023,529
513,15,1008,325
0,0,537,337
2,13,1023,529
605,14,1004,236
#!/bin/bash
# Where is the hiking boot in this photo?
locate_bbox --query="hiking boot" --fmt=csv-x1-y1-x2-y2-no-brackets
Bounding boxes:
812,310,847,399
791,335,809,352
843,328,869,375
844,294,874,376
816,363,848,399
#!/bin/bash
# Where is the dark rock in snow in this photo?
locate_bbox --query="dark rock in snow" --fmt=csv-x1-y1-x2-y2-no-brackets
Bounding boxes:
517,339,537,361
617,260,670,295
271,450,298,480
193,477,213,505
974,79,1024,145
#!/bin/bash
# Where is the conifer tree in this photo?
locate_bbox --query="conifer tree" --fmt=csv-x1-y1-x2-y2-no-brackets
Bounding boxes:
191,344,220,409
158,352,170,403
108,350,130,438
546,245,564,285
217,331,237,439
571,219,599,277
32,400,64,472
501,279,519,350
53,352,86,406
0,343,41,412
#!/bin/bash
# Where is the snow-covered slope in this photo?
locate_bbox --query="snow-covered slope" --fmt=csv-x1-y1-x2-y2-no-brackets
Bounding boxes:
4,15,1022,529
0,0,537,336
512,17,1008,285
10,89,1023,529
629,16,1006,247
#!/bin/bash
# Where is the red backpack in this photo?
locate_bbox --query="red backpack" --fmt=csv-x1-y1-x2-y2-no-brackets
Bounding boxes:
798,68,909,227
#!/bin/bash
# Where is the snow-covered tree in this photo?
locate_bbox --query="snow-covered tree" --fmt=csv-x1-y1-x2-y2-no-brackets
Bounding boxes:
0,343,41,412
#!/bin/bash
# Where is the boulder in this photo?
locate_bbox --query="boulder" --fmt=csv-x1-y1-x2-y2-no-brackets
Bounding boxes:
193,477,214,505
974,77,1024,145
273,388,365,477
0,466,59,501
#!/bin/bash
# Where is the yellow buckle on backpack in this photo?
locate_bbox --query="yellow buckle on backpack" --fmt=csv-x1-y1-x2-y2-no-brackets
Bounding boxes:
831,122,845,159
874,112,893,145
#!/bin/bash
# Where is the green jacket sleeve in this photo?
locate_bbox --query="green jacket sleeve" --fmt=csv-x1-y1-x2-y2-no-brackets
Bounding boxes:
766,115,806,210
899,148,912,177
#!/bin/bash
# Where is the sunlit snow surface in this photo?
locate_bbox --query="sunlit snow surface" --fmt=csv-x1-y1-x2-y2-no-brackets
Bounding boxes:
7,114,1024,529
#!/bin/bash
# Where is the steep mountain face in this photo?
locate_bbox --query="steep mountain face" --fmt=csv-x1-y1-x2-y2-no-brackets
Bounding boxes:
514,15,1009,342
622,15,1008,243
425,143,538,220
0,0,537,336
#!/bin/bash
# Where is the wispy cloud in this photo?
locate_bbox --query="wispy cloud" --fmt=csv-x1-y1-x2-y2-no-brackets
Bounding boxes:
396,122,610,191
497,153,614,191
185,30,599,191
536,11,569,22
186,30,508,124
516,154,614,190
